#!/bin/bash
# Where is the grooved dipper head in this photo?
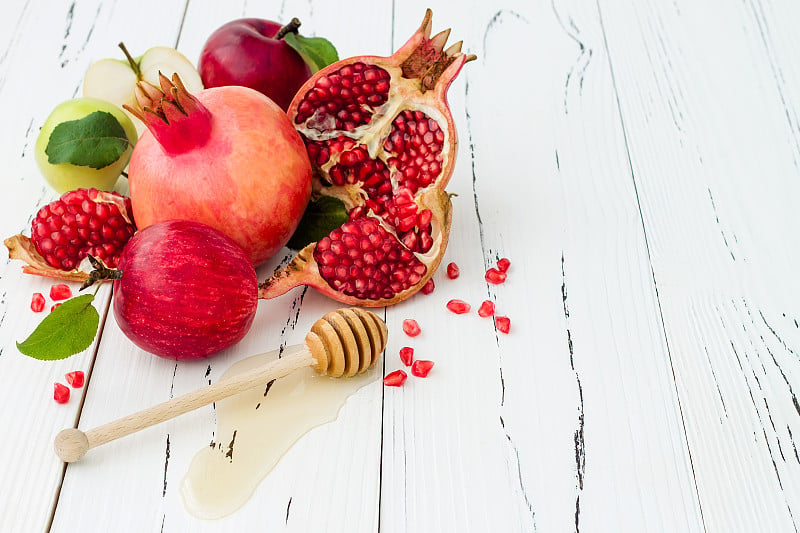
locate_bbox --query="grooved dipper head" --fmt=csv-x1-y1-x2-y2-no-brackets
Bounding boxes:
305,308,388,377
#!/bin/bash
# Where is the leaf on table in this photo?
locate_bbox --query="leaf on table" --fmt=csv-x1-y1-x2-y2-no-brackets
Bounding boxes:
17,294,99,360
45,111,131,169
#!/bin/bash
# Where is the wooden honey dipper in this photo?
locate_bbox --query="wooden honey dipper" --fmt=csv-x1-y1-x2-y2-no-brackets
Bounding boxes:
55,308,387,463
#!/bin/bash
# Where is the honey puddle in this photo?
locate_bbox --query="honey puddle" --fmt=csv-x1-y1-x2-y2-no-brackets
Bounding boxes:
180,344,379,520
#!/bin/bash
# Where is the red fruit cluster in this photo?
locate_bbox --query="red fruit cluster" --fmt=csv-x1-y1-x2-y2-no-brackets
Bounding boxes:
31,188,135,271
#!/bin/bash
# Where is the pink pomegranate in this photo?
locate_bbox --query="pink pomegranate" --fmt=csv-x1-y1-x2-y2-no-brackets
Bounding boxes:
125,74,311,267
112,219,258,360
258,10,474,306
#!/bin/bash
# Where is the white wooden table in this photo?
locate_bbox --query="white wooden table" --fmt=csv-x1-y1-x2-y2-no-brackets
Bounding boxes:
3,1,800,531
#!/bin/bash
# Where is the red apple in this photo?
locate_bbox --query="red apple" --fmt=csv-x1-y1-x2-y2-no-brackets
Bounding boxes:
199,18,312,111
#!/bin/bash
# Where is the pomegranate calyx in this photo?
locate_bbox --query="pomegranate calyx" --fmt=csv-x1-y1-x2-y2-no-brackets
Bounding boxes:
398,9,477,91
124,73,212,154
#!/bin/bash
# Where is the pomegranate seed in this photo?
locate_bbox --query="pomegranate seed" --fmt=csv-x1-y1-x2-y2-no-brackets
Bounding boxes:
485,268,507,284
478,300,495,317
411,360,435,378
50,283,72,301
421,278,435,294
496,316,511,334
65,371,85,388
50,303,62,312
383,369,407,387
402,319,421,337
446,262,459,279
446,299,471,314
399,347,414,366
497,258,511,273
31,293,45,313
54,383,70,404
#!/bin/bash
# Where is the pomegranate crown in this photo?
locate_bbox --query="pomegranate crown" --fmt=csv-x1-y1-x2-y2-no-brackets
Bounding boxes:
397,9,477,92
123,72,212,154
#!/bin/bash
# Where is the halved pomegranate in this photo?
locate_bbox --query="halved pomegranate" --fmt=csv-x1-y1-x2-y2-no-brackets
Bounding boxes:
258,9,474,307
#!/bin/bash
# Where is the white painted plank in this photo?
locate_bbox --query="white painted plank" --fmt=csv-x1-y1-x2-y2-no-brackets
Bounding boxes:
2,0,800,531
0,0,153,530
597,1,800,530
378,1,704,532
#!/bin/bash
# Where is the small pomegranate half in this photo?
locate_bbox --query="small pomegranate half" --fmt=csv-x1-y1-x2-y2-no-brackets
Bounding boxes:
125,73,311,267
4,188,136,282
258,9,474,307
112,220,258,360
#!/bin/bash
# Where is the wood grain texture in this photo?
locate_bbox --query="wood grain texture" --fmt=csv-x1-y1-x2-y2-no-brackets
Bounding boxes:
0,0,799,531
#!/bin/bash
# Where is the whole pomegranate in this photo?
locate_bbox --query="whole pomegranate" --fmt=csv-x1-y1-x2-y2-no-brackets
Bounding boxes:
112,219,258,360
124,73,312,267
258,10,474,306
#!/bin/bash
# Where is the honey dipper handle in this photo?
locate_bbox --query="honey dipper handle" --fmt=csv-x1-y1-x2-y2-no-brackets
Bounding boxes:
55,346,314,463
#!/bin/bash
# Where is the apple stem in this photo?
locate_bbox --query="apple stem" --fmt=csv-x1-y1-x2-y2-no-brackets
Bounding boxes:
275,18,302,40
118,42,142,80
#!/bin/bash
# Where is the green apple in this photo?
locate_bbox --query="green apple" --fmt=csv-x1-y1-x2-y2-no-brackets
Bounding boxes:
82,44,204,136
35,97,138,193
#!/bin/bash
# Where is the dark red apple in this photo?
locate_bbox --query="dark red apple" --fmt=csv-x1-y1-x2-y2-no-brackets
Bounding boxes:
199,18,312,111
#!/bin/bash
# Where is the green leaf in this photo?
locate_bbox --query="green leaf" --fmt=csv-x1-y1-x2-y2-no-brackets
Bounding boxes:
17,294,99,361
287,195,349,250
284,32,339,73
46,111,131,169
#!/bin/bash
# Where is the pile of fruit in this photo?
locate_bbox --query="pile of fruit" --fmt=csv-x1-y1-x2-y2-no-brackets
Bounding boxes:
5,10,480,369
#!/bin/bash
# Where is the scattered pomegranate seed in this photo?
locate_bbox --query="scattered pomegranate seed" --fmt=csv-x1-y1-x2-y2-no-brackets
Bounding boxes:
31,293,45,313
402,318,421,337
54,383,70,404
65,371,85,388
383,369,407,387
485,268,507,284
496,316,511,334
399,347,414,366
446,299,471,314
478,300,495,317
446,262,460,279
421,278,435,295
497,258,511,273
50,283,72,301
411,360,435,377
50,303,62,312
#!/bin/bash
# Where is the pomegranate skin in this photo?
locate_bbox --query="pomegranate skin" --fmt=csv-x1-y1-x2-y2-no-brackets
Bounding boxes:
128,84,312,267
258,10,471,307
113,220,258,360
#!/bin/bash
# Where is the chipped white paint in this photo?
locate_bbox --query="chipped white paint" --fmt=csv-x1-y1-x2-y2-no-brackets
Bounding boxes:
1,0,799,531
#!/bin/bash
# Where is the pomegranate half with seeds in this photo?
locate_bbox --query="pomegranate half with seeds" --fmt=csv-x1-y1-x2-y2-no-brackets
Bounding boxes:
4,188,136,282
259,9,474,306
